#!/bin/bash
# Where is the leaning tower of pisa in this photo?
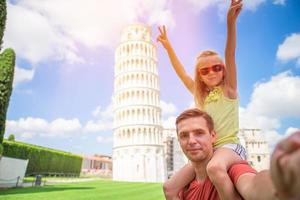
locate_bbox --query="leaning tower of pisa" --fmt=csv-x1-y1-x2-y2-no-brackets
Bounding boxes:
112,24,166,182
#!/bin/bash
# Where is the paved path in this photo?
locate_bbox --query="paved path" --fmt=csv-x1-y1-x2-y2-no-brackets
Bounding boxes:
21,178,101,187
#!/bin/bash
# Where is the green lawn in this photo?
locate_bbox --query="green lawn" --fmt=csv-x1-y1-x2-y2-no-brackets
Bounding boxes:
0,180,165,200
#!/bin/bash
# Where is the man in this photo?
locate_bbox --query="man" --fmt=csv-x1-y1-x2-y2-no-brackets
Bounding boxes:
163,108,277,200
270,131,300,200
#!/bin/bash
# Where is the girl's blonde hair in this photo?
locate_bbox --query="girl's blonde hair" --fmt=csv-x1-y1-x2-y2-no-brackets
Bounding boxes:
194,50,226,108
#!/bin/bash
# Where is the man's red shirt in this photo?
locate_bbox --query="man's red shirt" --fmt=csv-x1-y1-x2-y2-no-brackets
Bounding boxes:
179,161,257,200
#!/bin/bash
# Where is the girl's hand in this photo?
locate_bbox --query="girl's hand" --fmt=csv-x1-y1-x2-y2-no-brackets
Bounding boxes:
227,0,243,24
157,25,171,49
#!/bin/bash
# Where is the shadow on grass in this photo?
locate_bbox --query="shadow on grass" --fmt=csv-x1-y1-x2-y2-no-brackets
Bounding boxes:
0,186,95,195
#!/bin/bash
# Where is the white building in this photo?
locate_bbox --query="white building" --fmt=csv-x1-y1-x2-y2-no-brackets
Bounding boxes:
112,24,166,182
163,128,188,178
81,154,112,177
239,129,270,171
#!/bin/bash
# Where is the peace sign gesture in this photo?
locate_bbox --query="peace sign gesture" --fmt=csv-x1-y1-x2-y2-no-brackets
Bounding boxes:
156,25,171,50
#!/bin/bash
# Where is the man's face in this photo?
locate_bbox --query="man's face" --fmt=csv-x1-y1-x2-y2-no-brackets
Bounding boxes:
177,116,216,163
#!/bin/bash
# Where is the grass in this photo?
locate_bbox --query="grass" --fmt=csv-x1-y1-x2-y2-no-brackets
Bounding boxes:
0,179,165,200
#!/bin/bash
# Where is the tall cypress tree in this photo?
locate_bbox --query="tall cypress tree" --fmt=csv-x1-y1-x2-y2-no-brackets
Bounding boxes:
0,0,6,50
0,0,15,155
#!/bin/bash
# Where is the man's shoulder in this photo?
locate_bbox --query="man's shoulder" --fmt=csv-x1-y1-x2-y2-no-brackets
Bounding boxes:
229,161,257,173
228,161,257,184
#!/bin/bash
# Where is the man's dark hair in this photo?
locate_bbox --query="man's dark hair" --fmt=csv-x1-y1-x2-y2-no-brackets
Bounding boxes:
176,108,214,133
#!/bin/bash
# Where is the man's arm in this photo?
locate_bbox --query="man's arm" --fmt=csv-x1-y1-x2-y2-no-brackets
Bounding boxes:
270,131,300,200
234,131,300,200
225,161,276,200
235,170,277,200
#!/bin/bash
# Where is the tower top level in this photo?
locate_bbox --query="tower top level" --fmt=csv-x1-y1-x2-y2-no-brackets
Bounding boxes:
121,23,151,42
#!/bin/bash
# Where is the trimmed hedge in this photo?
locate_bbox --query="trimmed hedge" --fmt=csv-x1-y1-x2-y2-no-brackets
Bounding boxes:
2,140,82,176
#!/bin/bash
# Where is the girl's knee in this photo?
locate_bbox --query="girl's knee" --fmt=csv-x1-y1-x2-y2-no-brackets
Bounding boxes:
206,161,227,181
163,181,179,198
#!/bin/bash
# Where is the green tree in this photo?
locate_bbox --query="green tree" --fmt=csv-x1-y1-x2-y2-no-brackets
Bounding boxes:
0,0,16,145
0,0,6,50
8,133,15,141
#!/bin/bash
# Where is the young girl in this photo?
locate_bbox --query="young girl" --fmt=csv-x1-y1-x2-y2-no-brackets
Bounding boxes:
157,1,245,200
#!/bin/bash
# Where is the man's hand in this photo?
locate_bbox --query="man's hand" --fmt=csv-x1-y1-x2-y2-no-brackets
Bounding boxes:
227,0,243,25
157,25,171,50
270,131,300,200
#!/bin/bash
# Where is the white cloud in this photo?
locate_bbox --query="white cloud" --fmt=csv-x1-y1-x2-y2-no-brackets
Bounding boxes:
6,103,114,138
6,117,48,139
276,33,300,65
13,65,35,87
96,136,113,143
240,71,300,150
6,115,115,139
48,118,82,136
285,127,300,136
4,0,174,65
86,103,114,133
92,103,114,120
83,120,112,133
247,71,300,118
5,116,114,153
243,0,267,11
161,101,196,129
162,116,176,129
6,117,82,138
264,129,285,151
4,3,80,64
262,127,300,152
239,107,281,131
149,9,175,28
6,109,114,145
92,106,102,118
122,0,175,28
4,0,287,66
186,0,224,11
160,100,177,116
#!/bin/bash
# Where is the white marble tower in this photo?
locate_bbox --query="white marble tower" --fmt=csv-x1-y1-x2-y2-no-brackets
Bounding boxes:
112,24,165,182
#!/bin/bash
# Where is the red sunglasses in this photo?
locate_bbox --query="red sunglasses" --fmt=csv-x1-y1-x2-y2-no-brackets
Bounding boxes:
198,64,224,76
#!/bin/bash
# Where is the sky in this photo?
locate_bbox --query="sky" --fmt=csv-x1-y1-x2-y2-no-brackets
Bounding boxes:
3,0,300,156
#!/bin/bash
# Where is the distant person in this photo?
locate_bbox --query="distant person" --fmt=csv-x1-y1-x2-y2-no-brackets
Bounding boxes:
157,0,245,199
163,108,278,200
271,131,300,200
